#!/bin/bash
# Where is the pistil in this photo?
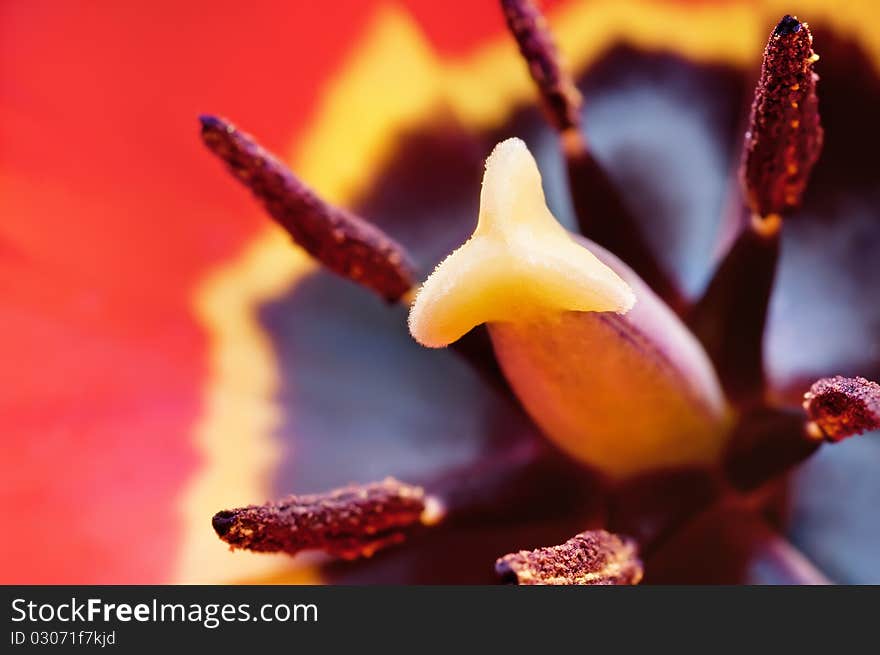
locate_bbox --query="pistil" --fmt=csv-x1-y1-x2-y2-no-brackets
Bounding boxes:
409,138,730,478
689,15,823,404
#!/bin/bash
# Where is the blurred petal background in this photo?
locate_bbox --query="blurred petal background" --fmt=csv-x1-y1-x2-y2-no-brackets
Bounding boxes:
1,0,877,584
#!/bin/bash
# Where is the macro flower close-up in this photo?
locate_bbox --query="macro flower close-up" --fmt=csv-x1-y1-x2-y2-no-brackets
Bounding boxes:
3,0,879,587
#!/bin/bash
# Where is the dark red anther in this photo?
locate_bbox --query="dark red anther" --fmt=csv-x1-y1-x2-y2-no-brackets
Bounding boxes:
200,115,416,302
741,15,823,219
804,376,880,442
213,478,434,559
499,0,582,133
495,529,643,585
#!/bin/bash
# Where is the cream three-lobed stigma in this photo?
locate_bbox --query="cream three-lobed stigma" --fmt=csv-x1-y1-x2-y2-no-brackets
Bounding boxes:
408,138,635,348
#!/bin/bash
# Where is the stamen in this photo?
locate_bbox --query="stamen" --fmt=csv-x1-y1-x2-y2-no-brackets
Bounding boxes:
499,0,682,309
212,478,435,559
499,0,582,133
803,376,880,442
690,15,824,404
742,15,823,219
725,375,880,490
200,115,415,302
495,530,643,585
